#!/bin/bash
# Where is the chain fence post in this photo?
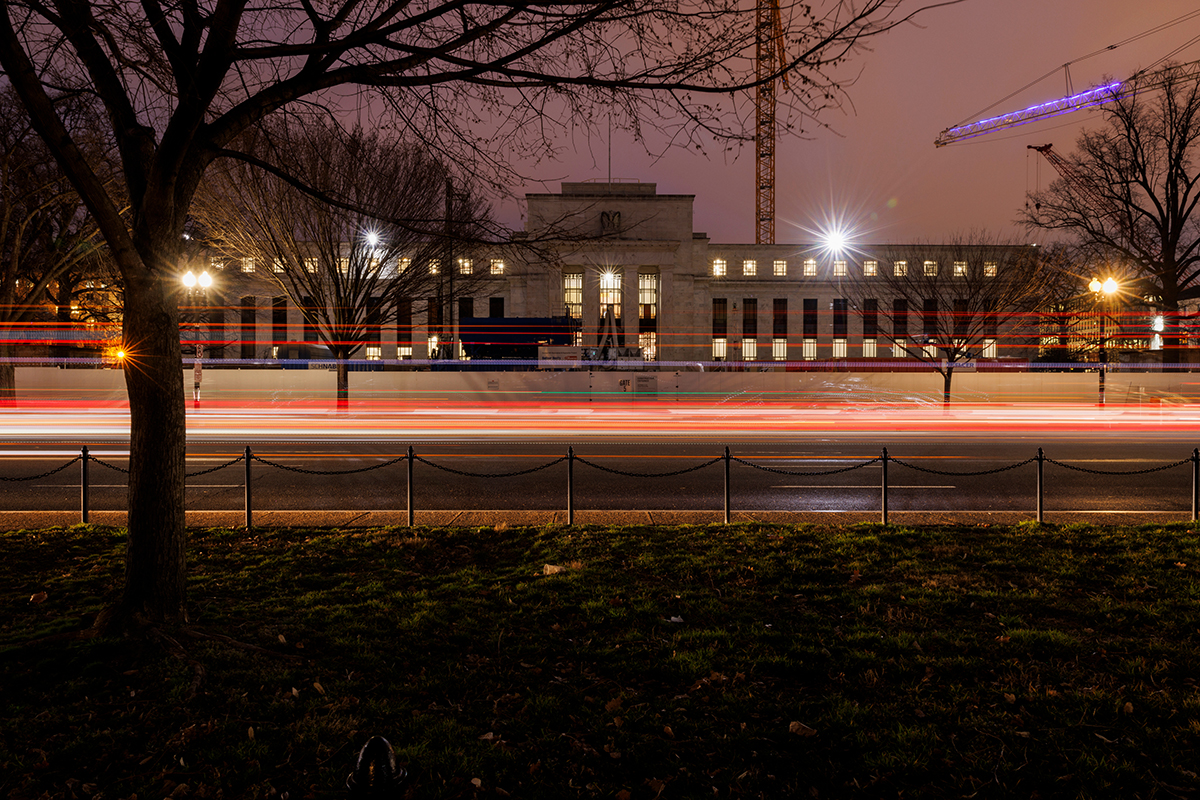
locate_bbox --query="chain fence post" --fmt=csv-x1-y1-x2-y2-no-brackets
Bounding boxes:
407,445,414,528
724,446,731,524
1036,447,1045,523
244,445,252,529
81,443,88,525
881,447,888,525
567,446,574,525
1192,448,1198,522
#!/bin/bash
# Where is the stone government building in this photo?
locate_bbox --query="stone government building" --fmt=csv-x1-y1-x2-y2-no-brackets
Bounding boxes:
195,181,1083,365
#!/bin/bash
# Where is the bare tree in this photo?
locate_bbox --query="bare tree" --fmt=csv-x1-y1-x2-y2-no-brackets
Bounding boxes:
848,233,1050,405
1022,61,1200,362
0,0,961,629
0,87,109,398
196,122,493,402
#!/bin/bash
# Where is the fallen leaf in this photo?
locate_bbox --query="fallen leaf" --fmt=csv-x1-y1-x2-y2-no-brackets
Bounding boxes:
29,591,47,604
663,725,675,739
1124,702,1133,714
471,778,482,788
1004,693,1016,704
543,564,567,575
247,726,255,740
479,732,496,741
788,721,817,736
277,634,287,644
617,791,633,800
313,681,325,695
605,697,624,713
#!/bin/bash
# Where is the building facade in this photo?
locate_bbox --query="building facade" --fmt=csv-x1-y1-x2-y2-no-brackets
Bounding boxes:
192,181,1054,365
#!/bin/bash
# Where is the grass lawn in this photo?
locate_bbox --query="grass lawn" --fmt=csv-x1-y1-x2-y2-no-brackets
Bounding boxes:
2,522,1199,799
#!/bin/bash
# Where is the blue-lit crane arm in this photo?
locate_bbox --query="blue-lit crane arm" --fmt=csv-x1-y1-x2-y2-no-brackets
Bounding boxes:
934,81,1125,147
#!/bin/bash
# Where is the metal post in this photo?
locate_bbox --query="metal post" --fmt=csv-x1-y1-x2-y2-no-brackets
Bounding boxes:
1192,448,1198,522
881,447,888,525
244,446,252,529
81,443,88,525
1036,447,1045,523
567,446,575,525
407,445,414,528
723,446,731,524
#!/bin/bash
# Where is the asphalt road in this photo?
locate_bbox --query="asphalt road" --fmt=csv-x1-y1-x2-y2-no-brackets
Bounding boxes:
2,401,1198,521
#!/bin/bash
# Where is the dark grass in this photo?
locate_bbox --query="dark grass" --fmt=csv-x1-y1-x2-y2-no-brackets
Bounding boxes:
2,521,1199,799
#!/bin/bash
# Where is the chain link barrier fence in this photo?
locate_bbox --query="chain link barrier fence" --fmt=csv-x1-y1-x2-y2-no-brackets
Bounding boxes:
4,445,1198,526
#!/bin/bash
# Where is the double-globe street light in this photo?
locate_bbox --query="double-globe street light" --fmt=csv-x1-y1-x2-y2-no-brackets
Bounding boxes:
182,269,212,406
1088,276,1119,405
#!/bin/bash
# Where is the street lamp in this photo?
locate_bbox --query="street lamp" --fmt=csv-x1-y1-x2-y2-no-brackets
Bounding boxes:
182,270,212,406
1088,276,1119,405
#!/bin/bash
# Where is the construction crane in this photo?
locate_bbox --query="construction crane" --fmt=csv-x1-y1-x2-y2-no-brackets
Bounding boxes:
1025,143,1148,254
755,0,788,245
934,60,1200,148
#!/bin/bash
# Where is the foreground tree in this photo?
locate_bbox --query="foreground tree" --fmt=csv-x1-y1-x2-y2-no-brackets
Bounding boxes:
0,0,959,629
848,233,1051,405
1022,61,1200,362
196,122,493,401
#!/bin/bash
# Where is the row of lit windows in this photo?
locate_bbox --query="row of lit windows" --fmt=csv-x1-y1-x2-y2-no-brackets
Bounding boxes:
712,258,998,278
711,337,999,361
214,256,506,276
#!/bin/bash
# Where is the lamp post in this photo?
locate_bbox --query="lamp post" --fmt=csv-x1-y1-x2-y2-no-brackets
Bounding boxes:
183,269,212,407
1088,276,1118,405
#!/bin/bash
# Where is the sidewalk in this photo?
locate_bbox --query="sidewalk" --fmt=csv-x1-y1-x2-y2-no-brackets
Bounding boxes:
1,508,1193,529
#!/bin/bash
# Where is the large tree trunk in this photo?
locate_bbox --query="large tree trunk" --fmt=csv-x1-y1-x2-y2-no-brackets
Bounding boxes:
108,271,188,627
336,356,349,410
942,366,954,408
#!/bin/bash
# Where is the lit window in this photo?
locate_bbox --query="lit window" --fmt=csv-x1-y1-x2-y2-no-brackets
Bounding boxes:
428,335,439,357
398,345,413,360
742,338,757,360
893,260,907,277
953,261,968,276
369,258,379,272
743,259,757,276
271,345,280,359
833,260,847,277
241,257,256,273
564,272,583,322
429,260,440,275
639,273,658,319
773,260,787,276
984,261,998,277
398,258,411,272
458,258,473,275
490,259,505,275
305,258,318,273
712,337,727,360
924,343,938,358
863,260,878,277
599,270,621,321
863,338,877,357
366,345,382,361
802,338,817,360
772,338,787,360
832,338,848,358
924,260,938,276
983,338,997,358
803,259,817,276
712,259,727,277
639,331,657,361
338,258,350,275
210,256,224,270
272,259,285,273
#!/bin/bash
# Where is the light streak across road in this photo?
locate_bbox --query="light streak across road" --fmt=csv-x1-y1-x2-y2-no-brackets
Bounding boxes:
2,400,1200,442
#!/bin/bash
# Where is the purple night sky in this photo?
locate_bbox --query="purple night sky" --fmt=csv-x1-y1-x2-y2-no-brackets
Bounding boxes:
505,0,1197,246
